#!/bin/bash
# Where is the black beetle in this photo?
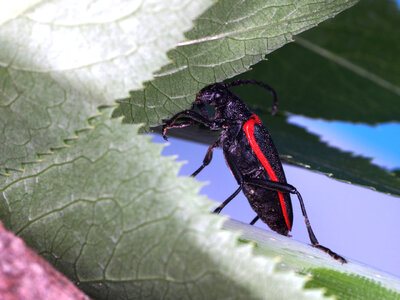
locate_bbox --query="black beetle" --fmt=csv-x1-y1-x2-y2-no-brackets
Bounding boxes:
162,80,346,263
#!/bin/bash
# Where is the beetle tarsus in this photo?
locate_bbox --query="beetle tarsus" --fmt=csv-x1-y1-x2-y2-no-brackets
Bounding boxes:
249,216,259,225
313,244,347,264
162,126,169,141
161,118,196,141
213,185,242,214
191,166,204,177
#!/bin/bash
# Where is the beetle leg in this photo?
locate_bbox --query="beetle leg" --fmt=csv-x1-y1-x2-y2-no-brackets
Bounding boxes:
213,185,242,214
249,216,259,225
245,178,347,263
213,151,246,214
191,139,221,177
161,120,194,138
162,110,223,140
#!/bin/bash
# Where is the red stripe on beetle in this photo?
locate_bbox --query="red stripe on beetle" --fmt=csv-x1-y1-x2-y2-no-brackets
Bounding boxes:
243,114,291,231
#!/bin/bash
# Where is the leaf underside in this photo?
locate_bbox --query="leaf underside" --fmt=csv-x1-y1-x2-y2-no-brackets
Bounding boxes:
114,0,358,129
236,0,400,124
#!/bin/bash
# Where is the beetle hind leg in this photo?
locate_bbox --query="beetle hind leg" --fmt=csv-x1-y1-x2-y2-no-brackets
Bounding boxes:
313,245,347,263
246,178,347,263
293,190,347,263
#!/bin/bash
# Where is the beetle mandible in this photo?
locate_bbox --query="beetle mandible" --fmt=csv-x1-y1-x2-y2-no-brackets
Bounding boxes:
162,79,347,263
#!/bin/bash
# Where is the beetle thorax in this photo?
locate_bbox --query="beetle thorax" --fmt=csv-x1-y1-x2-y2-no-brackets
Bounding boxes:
220,98,252,122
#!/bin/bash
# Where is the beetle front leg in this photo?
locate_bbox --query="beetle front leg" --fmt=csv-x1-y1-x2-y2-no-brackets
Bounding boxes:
245,178,347,263
162,110,223,140
162,110,194,140
161,120,194,141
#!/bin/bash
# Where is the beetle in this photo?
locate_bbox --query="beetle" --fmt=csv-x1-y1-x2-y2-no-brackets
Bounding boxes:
162,79,347,263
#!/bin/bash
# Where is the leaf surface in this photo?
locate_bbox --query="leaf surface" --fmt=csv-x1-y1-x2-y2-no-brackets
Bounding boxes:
225,219,400,300
0,0,213,172
114,0,358,128
0,110,328,299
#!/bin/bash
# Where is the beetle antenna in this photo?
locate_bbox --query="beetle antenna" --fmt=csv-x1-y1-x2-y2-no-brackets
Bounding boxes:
224,79,278,115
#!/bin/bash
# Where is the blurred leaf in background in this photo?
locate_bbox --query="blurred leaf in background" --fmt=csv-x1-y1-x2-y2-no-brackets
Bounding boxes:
235,0,400,123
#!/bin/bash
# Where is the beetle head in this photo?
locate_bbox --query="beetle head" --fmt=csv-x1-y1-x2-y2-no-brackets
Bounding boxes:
195,83,230,106
196,80,278,115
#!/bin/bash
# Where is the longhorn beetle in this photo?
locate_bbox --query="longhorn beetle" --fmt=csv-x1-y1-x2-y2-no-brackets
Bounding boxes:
162,80,347,263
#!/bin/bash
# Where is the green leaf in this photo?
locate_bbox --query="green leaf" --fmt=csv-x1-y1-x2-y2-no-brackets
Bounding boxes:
0,110,328,299
0,0,213,173
114,0,358,129
232,0,400,123
305,268,400,299
225,219,400,299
